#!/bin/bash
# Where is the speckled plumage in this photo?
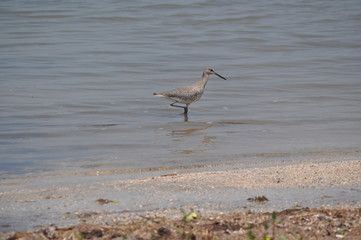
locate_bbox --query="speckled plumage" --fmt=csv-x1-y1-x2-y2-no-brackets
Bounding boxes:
154,67,226,114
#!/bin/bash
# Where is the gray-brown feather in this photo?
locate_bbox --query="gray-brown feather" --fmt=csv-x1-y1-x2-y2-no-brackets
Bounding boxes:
155,84,204,104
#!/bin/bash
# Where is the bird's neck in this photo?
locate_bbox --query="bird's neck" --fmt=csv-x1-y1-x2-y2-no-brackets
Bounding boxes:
199,72,209,88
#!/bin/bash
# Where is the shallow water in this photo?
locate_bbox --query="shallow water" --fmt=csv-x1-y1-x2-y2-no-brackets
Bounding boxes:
1,0,361,176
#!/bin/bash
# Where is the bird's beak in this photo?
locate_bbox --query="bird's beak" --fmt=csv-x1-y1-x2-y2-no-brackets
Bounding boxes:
214,72,227,80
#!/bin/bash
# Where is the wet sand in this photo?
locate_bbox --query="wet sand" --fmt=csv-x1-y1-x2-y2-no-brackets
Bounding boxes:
0,154,361,239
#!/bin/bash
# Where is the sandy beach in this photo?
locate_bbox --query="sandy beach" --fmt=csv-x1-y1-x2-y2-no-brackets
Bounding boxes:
1,152,361,239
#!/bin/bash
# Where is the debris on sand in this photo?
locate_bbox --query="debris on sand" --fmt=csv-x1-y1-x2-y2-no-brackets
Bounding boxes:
247,195,269,202
95,198,118,205
2,208,360,240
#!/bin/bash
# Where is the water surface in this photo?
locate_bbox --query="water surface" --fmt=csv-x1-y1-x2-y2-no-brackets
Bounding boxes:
1,0,361,176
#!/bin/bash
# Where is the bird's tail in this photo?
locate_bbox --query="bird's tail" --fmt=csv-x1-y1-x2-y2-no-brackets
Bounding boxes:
153,92,164,97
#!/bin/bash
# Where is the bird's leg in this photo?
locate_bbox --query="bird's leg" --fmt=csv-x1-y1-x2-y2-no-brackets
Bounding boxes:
170,102,189,115
184,105,189,115
170,102,186,109
183,114,189,122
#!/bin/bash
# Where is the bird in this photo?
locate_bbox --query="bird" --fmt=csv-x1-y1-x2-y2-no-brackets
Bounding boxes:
153,67,227,114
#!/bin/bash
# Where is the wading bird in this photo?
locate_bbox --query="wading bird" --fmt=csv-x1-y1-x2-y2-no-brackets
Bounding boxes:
153,67,227,114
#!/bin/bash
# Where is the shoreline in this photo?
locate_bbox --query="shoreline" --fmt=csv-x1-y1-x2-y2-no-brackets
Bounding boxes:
1,155,360,237
2,150,360,180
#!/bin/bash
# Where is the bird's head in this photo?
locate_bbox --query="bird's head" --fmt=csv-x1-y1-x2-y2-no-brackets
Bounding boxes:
204,67,227,80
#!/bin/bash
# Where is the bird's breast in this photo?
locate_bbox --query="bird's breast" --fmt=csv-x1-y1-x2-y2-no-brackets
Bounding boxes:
180,90,204,104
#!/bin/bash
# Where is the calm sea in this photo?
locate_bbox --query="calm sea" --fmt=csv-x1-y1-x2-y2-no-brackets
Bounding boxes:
1,0,361,177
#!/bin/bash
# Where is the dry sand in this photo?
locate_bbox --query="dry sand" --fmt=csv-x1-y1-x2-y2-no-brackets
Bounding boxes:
118,158,361,189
